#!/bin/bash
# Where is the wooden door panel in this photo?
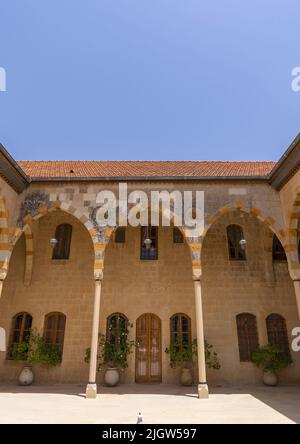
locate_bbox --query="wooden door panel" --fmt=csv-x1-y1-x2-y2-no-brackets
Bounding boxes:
136,314,161,383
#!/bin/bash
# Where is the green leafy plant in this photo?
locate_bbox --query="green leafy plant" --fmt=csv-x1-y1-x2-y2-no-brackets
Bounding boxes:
10,341,30,361
10,329,61,367
85,322,136,371
251,344,292,374
205,340,221,370
165,338,220,370
165,339,196,368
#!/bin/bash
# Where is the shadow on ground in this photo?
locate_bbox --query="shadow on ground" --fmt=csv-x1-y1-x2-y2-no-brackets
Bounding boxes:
0,383,299,423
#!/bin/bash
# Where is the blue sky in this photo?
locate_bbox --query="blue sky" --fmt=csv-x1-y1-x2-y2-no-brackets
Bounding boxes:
0,1,299,161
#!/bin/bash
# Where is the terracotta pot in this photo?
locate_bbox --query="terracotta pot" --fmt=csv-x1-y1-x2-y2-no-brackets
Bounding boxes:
180,367,193,386
263,371,278,386
104,367,120,387
18,366,34,386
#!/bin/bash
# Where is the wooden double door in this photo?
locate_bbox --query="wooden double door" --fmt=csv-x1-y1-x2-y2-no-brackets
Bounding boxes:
135,313,162,383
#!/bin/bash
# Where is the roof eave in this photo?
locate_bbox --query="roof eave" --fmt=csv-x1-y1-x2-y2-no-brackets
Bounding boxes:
0,144,30,193
28,174,270,182
269,133,300,190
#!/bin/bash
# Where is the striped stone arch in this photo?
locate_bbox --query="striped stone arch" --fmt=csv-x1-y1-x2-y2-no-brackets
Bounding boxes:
91,200,285,280
23,225,33,286
0,194,10,280
102,203,188,240
285,188,300,277
101,206,193,276
10,199,109,283
185,199,286,280
9,221,35,286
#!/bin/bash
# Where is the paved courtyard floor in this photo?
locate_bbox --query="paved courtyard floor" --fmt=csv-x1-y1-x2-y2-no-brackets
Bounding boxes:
0,383,299,424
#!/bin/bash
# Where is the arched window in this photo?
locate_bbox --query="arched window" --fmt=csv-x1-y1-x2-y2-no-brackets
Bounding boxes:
173,227,183,244
272,235,287,261
226,225,246,260
52,224,72,260
43,312,66,360
106,313,128,348
170,313,191,350
115,227,126,243
266,314,290,358
8,312,32,359
236,313,259,361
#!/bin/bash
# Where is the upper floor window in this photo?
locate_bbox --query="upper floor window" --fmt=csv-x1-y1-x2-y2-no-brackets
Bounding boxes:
115,227,126,243
226,224,246,260
7,312,32,359
106,313,128,348
43,312,66,360
170,313,191,350
236,313,259,361
141,226,158,260
272,235,286,261
173,227,184,244
266,313,290,358
52,224,72,260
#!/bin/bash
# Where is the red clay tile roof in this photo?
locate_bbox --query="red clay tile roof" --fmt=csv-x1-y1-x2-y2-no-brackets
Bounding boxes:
17,160,276,179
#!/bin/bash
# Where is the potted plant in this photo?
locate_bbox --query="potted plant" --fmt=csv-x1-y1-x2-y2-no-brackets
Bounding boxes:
10,329,61,385
85,323,136,387
251,344,292,386
165,338,220,386
165,339,196,385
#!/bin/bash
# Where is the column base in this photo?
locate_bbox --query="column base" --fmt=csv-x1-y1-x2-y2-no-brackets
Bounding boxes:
197,383,209,399
86,383,97,399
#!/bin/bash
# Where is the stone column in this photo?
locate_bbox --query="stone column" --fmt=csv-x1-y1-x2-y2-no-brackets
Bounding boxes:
86,274,103,399
0,326,6,351
193,277,209,399
0,279,4,299
292,279,300,321
0,267,7,299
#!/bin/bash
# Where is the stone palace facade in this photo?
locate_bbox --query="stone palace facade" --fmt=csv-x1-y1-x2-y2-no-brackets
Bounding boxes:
0,134,300,398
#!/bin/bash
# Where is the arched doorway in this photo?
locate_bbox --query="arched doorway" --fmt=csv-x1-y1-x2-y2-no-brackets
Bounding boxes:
135,313,162,383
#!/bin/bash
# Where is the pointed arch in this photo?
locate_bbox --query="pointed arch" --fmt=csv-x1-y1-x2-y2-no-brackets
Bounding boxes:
0,195,11,280
186,201,286,280
10,199,106,282
285,188,300,278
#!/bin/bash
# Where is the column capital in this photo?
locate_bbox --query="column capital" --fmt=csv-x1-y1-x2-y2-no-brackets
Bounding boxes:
94,270,104,281
192,271,202,282
0,269,7,281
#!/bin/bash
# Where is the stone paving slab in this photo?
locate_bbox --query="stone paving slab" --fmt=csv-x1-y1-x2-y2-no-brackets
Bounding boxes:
0,384,299,424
